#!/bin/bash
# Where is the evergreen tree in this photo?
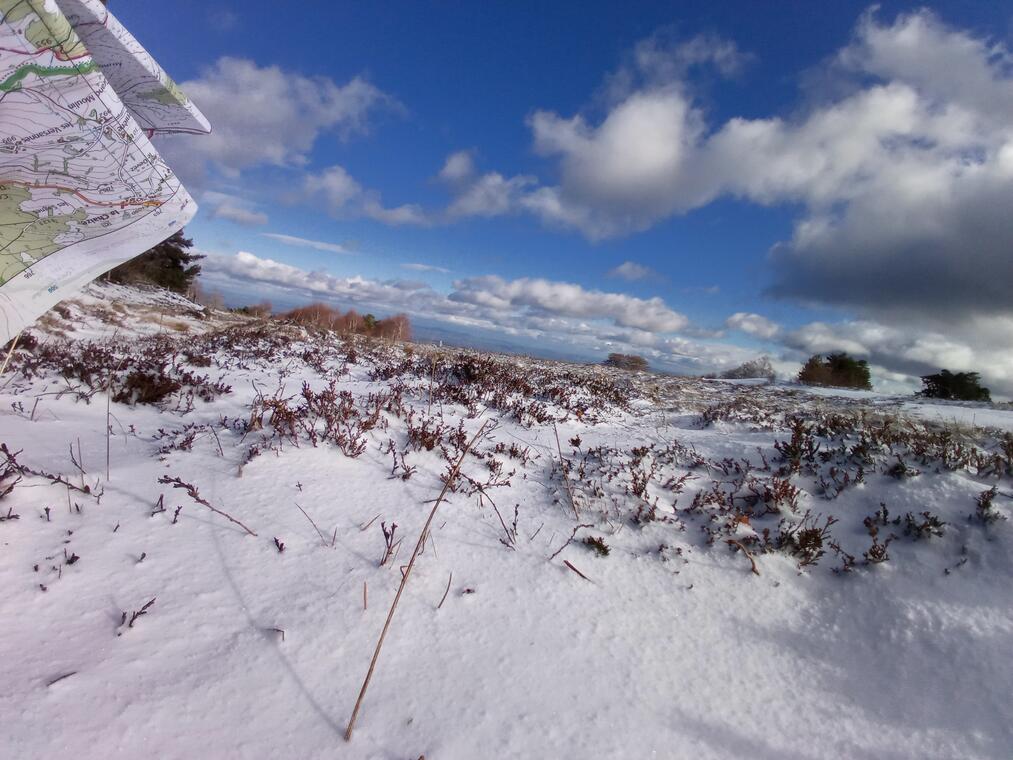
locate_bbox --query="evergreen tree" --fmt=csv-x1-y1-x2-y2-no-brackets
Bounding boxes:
107,230,204,294
798,352,871,390
919,370,991,402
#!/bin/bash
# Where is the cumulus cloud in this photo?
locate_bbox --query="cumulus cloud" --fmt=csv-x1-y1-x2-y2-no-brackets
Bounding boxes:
438,150,477,184
608,261,655,281
514,11,1013,321
261,232,354,255
781,316,1013,397
527,89,704,235
448,275,689,332
201,252,747,374
427,10,1013,392
203,191,267,226
303,165,429,226
726,312,781,340
756,10,1013,315
202,251,452,315
163,58,396,184
446,171,537,218
436,11,1011,324
361,197,429,226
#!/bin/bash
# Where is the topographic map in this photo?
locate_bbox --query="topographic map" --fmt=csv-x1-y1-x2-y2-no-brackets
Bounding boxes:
0,0,209,344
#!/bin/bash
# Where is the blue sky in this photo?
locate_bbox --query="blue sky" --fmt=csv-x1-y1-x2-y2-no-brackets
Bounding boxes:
114,1,1013,395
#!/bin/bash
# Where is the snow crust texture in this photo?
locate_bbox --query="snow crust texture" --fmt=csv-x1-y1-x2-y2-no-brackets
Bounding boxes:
2,286,1012,759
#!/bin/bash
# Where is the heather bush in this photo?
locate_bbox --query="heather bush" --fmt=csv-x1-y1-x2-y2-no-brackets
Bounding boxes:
721,356,775,381
604,353,648,371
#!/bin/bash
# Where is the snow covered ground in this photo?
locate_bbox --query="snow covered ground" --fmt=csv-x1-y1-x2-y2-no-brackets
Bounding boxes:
2,285,1012,759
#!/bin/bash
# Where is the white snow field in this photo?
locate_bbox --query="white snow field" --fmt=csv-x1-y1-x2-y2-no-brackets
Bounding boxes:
2,285,1012,759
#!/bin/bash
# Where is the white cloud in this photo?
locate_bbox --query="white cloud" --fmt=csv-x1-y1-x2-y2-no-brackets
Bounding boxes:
303,165,430,226
402,262,450,274
438,150,476,184
203,191,267,226
213,205,268,226
781,315,1013,398
527,89,703,236
361,198,429,226
446,171,536,218
448,275,689,332
726,312,781,340
302,165,363,208
200,252,745,374
261,233,354,255
608,261,655,281
443,11,1013,326
647,32,751,78
163,58,396,183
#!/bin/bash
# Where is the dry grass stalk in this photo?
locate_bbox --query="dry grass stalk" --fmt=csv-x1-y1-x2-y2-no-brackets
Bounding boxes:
437,571,453,610
46,671,77,687
105,356,127,481
553,423,580,519
0,331,19,377
427,357,437,416
294,502,328,546
563,559,592,582
344,419,490,742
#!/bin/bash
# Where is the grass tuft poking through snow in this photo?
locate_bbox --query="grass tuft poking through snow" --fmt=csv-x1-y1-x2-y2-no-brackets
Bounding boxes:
1,284,1012,758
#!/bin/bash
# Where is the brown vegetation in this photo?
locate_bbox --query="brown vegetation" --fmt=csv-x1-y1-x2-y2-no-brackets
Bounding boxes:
603,353,648,371
281,303,411,341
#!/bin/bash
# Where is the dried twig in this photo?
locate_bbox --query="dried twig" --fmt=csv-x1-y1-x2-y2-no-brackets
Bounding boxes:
294,502,328,546
727,539,760,576
488,497,516,549
2,444,98,498
344,420,490,741
548,523,593,561
46,671,77,687
437,571,453,610
157,476,257,536
563,559,592,582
